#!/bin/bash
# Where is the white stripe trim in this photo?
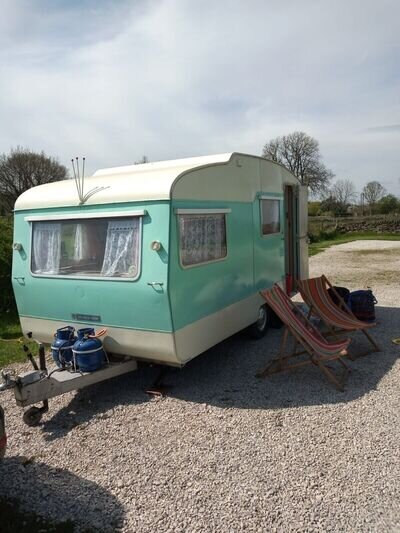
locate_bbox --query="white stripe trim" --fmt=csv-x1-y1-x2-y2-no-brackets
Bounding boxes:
258,195,282,200
24,210,147,222
174,208,231,215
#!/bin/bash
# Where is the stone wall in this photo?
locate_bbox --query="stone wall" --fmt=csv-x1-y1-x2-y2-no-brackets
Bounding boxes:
309,215,400,234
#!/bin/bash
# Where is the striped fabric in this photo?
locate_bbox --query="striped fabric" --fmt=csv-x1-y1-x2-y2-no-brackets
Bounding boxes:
297,277,374,330
261,285,350,358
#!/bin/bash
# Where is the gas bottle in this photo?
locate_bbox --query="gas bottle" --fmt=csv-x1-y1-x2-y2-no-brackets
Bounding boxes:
72,328,106,372
51,326,76,367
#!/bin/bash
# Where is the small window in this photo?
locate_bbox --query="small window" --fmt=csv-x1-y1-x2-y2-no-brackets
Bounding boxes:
31,217,141,279
179,213,227,267
261,199,280,235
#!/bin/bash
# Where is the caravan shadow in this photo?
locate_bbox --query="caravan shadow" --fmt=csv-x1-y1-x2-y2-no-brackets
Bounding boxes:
41,365,156,441
0,456,124,531
40,305,399,435
165,304,400,409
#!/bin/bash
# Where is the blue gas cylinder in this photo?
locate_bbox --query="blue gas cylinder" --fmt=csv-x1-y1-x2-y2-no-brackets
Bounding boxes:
51,326,76,367
72,328,105,372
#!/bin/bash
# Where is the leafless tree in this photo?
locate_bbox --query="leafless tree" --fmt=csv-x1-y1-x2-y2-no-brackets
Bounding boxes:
0,147,68,214
262,131,334,195
134,155,149,164
362,181,386,212
331,179,356,210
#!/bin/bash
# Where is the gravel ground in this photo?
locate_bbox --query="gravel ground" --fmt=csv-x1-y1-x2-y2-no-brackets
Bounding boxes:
0,240,399,532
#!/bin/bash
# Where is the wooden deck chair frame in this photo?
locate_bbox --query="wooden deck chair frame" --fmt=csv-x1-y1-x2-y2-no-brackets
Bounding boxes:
296,275,380,359
257,285,350,391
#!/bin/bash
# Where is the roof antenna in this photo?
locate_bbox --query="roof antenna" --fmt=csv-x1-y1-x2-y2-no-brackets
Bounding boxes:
82,157,86,199
71,158,80,200
76,157,81,199
70,156,109,205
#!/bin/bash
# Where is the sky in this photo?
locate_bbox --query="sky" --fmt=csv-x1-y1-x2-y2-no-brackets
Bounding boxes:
0,0,399,196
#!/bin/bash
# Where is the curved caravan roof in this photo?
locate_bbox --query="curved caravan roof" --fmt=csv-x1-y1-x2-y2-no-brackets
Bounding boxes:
14,152,299,211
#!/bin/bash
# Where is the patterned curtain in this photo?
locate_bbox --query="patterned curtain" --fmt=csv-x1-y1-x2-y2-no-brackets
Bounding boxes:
179,214,226,266
101,219,140,277
32,222,61,274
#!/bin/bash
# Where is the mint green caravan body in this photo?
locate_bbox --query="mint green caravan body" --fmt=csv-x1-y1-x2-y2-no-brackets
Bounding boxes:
12,153,308,366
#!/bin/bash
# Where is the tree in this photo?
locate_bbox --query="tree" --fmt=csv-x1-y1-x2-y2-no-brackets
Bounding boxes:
362,181,386,213
134,155,149,164
0,216,15,311
261,131,334,194
378,194,399,214
0,147,68,214
319,195,345,217
330,178,356,213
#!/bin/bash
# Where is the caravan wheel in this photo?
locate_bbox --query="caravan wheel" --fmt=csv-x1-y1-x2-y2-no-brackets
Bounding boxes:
248,305,270,339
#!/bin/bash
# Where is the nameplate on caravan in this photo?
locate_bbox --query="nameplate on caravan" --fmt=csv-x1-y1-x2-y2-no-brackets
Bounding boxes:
71,314,102,322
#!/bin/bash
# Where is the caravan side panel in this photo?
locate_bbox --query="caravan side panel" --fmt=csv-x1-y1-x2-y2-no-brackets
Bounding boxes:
12,201,180,364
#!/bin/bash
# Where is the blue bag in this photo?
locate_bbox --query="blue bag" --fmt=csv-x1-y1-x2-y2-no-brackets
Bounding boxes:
348,290,377,323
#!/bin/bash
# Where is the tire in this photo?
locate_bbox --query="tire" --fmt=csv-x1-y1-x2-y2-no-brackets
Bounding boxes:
23,406,43,427
248,305,270,339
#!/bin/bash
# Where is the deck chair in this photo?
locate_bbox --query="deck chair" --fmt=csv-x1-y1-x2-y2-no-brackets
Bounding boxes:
257,285,351,391
297,275,380,358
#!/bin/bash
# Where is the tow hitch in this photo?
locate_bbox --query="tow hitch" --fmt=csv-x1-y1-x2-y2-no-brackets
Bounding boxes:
0,337,137,427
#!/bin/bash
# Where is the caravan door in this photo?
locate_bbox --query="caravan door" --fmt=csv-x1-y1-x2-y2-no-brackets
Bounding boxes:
253,195,285,290
297,185,309,280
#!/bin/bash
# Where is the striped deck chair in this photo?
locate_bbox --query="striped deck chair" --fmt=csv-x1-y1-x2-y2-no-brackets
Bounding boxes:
257,285,350,391
297,275,380,358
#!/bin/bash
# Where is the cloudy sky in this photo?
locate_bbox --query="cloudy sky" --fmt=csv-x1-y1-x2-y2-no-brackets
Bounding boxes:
0,0,399,195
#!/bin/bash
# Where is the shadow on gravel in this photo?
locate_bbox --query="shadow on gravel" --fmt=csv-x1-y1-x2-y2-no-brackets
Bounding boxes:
169,305,400,409
0,456,125,531
40,364,155,441
39,305,399,435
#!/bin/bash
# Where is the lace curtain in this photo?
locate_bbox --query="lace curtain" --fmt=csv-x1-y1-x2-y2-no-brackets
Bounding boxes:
179,214,226,266
32,222,61,274
261,199,280,235
73,224,91,261
101,219,140,277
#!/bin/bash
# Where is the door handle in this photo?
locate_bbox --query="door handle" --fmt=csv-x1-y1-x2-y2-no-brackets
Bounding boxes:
147,282,164,287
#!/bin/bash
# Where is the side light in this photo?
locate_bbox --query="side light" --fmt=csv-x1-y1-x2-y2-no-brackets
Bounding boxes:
150,240,162,252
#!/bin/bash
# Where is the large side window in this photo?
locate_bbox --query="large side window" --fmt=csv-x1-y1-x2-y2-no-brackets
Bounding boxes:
260,199,280,235
178,213,227,267
31,216,142,279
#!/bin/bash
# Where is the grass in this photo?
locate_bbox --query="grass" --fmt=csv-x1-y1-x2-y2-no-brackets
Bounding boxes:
0,312,38,368
309,232,400,256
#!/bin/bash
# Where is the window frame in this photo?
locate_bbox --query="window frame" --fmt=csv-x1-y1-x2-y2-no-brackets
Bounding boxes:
175,208,230,269
259,196,282,237
28,211,144,282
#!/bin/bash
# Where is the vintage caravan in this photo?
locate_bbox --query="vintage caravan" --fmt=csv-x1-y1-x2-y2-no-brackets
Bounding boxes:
12,152,308,367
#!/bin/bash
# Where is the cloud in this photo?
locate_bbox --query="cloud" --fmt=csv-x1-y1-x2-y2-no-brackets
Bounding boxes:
364,124,400,133
0,0,399,193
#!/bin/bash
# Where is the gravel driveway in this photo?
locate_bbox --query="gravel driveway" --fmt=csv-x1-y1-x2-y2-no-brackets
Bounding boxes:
0,240,399,532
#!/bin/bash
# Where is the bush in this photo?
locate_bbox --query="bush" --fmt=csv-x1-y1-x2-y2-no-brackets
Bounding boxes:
308,228,340,244
0,217,15,312
308,201,321,216
378,195,399,215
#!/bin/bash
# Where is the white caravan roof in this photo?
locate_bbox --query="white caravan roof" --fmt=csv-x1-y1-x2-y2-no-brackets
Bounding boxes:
14,152,298,210
14,153,233,211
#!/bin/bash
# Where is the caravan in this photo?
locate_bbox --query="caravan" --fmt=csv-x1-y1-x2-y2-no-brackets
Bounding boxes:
12,152,308,366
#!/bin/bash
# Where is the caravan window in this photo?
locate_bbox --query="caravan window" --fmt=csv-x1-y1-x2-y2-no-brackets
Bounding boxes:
178,213,227,267
260,199,281,235
31,216,142,280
